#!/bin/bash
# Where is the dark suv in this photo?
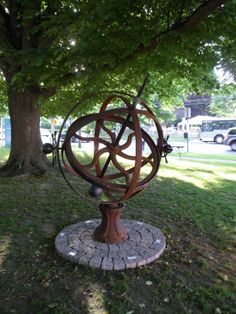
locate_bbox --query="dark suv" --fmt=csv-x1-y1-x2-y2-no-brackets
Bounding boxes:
224,127,236,151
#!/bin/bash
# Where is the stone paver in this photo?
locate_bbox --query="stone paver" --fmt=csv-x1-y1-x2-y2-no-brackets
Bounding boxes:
55,219,165,270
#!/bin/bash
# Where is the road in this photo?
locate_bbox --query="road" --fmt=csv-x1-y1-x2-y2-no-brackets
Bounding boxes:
78,137,235,157
170,139,235,155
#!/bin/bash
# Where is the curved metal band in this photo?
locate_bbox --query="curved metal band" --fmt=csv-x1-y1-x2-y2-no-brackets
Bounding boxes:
56,91,163,203
63,109,161,201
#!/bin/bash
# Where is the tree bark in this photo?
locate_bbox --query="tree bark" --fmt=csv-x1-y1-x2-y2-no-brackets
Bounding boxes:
0,86,49,176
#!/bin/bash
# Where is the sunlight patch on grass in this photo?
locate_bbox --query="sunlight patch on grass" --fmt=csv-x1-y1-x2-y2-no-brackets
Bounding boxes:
0,235,11,268
158,159,234,190
0,147,9,165
217,171,236,182
71,149,236,191
176,152,236,161
84,283,108,314
160,167,207,189
0,156,8,163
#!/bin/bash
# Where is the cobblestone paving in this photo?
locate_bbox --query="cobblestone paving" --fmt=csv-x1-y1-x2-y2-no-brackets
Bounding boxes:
55,219,165,270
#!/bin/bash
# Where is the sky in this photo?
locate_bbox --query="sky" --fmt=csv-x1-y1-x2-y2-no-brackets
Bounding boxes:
214,67,235,84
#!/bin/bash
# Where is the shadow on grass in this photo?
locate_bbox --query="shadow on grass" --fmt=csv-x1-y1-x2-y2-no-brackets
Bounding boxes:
0,167,235,313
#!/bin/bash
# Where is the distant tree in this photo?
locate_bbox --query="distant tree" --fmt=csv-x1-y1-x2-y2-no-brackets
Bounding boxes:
0,0,234,176
209,84,236,116
40,117,51,129
210,97,236,116
215,7,236,81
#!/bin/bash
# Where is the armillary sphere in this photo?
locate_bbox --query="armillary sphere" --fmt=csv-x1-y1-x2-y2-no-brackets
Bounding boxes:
49,76,172,243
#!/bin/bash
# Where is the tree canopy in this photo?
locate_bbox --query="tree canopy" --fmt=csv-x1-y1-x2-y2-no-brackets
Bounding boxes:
209,83,236,116
0,0,235,115
0,0,235,176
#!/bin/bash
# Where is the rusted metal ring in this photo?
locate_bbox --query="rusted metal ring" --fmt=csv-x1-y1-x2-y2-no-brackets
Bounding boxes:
56,91,134,203
61,98,162,202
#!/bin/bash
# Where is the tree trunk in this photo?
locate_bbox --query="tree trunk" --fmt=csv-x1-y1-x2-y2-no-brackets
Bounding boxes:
0,87,49,176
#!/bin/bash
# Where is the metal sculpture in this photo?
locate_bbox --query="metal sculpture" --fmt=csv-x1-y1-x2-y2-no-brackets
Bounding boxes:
43,76,172,244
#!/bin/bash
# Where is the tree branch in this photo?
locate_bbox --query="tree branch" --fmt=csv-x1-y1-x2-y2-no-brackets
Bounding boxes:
0,5,9,27
20,1,39,49
40,87,57,99
0,5,12,47
122,0,228,62
31,84,57,99
0,6,18,64
173,0,228,31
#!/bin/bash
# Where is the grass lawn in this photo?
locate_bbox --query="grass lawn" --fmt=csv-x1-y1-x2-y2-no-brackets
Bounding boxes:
171,152,236,162
0,148,235,313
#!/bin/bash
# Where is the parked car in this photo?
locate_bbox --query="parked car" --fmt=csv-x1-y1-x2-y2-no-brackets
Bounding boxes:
60,132,78,143
40,128,51,144
224,127,236,151
60,132,91,143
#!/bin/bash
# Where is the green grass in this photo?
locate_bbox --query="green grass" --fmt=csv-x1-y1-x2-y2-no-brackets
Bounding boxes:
167,134,197,143
0,148,236,313
0,147,9,165
171,152,236,161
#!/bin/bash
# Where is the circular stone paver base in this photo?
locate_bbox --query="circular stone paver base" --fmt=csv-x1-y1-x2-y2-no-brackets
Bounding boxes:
55,219,165,270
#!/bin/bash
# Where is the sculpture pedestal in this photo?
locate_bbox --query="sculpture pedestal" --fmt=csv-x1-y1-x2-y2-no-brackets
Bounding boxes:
55,219,166,270
93,203,127,244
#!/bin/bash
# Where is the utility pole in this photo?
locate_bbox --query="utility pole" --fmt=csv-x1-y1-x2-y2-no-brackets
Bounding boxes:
184,108,191,152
